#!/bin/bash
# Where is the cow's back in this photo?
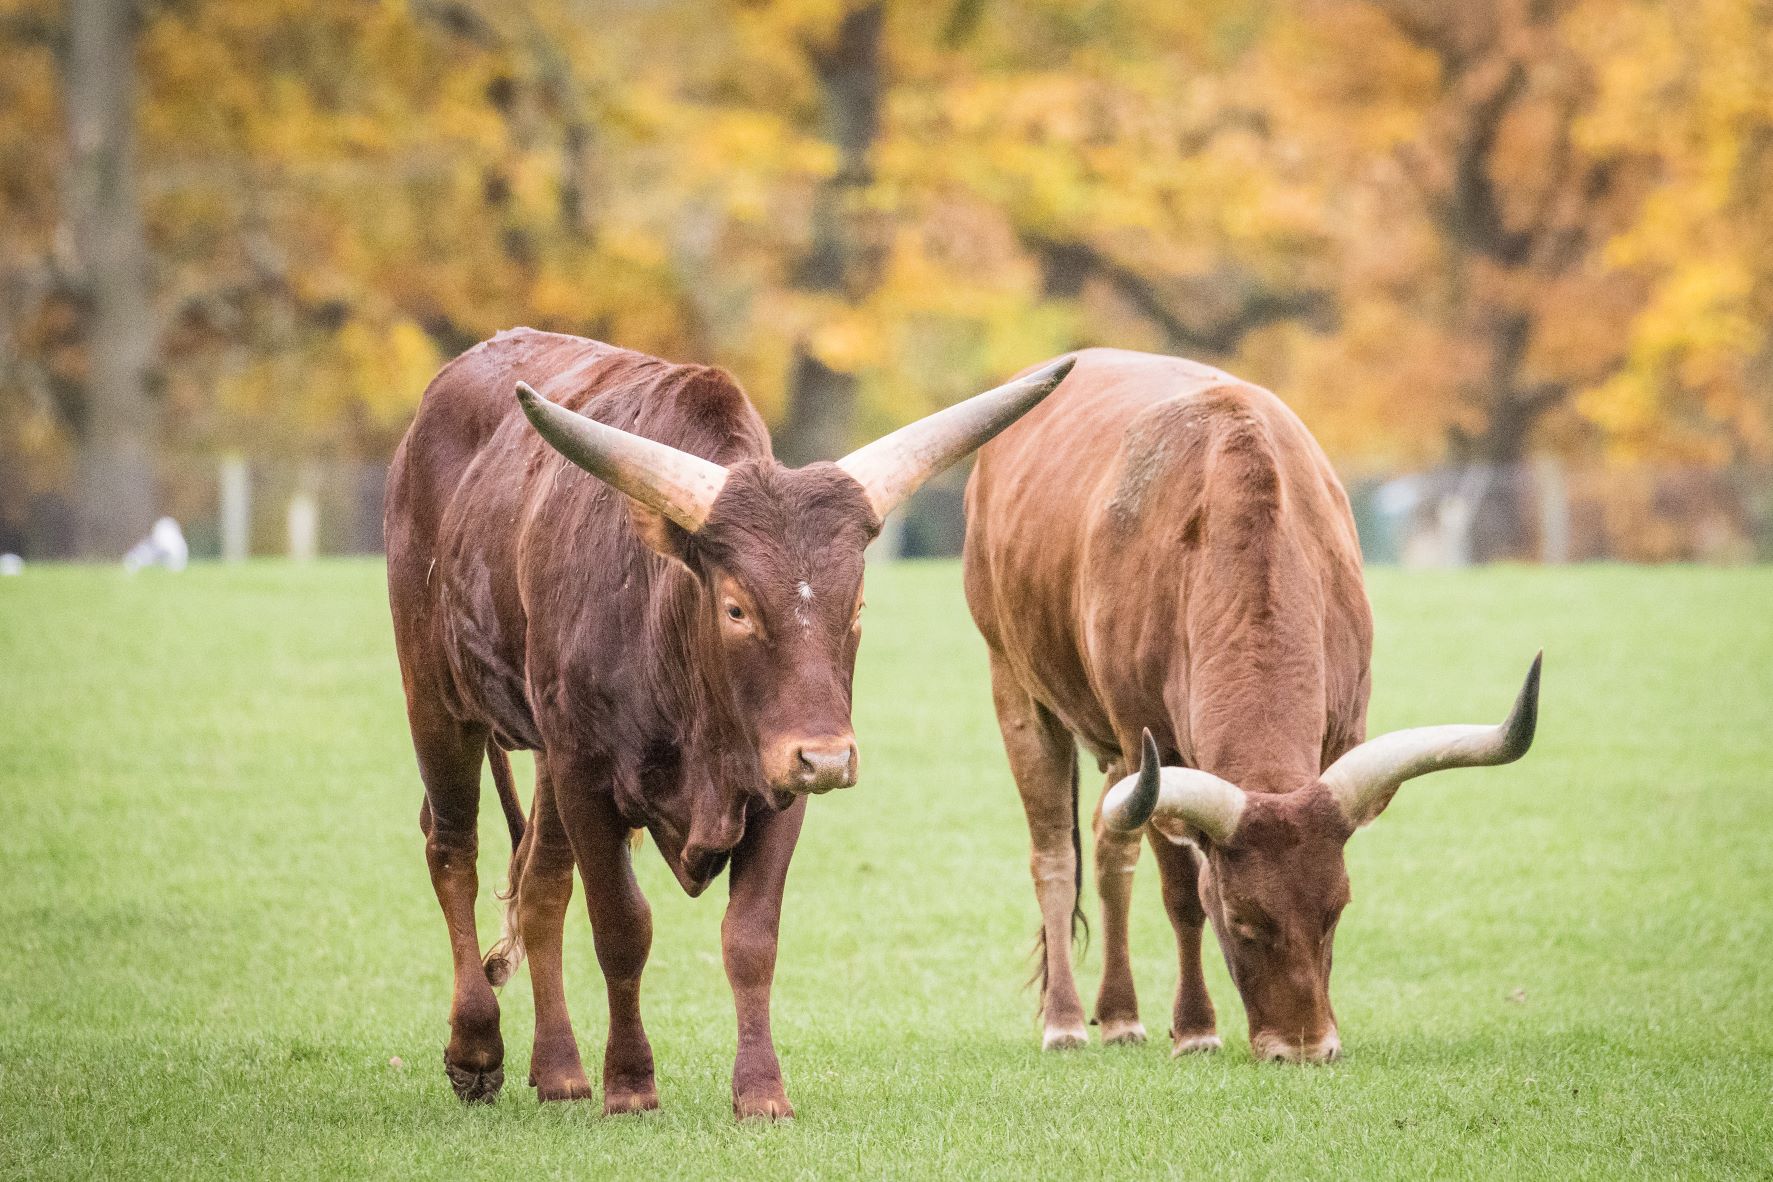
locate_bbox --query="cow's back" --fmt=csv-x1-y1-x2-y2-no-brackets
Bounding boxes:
963,347,1371,784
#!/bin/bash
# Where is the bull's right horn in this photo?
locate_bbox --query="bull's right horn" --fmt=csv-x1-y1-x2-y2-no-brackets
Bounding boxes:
1103,729,1247,843
1322,651,1542,828
516,381,730,533
834,356,1075,523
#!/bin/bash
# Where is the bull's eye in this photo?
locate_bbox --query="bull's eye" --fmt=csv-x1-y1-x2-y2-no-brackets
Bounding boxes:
714,576,760,637
1229,913,1271,945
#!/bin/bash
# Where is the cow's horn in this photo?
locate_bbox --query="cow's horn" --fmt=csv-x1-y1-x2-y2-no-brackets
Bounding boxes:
1102,728,1247,843
834,356,1075,522
1322,651,1541,828
516,381,730,533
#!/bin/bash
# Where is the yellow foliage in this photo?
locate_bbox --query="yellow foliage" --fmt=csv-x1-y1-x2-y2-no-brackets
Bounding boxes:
3,0,1770,478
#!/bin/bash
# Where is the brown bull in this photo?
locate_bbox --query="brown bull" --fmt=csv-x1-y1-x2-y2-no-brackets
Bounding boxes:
963,348,1539,1061
387,328,1070,1116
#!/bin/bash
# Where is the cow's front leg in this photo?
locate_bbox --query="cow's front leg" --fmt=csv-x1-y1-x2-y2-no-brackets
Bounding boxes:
558,775,658,1115
722,795,806,1120
1150,833,1220,1055
511,764,592,1102
1092,769,1147,1045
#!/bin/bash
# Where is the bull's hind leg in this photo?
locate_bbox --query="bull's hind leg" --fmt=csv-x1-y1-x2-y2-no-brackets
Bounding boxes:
409,709,505,1102
988,652,1088,1051
1092,767,1147,1045
1149,834,1220,1055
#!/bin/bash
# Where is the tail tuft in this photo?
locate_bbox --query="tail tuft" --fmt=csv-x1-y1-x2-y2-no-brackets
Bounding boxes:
482,888,526,987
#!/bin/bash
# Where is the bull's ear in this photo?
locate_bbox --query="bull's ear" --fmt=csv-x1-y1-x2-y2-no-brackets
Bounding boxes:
626,499,693,565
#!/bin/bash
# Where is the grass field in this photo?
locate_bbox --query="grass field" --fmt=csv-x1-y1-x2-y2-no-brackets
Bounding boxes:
2,560,1770,1179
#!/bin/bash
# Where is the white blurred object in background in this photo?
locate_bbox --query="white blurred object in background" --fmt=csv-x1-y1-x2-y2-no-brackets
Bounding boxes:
286,492,318,562
123,517,189,572
0,553,22,576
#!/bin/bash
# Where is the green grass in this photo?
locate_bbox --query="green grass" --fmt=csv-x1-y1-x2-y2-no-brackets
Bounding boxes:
1,560,1770,1179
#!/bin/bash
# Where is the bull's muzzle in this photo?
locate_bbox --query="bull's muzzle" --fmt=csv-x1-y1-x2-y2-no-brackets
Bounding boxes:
776,736,858,795
1253,1028,1342,1064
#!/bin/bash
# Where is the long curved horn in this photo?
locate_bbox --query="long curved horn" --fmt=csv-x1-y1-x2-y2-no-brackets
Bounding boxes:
835,356,1076,522
1323,651,1542,828
516,381,730,533
1102,729,1247,843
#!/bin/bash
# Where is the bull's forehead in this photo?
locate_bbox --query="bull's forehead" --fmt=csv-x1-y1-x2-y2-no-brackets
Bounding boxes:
1215,792,1352,890
698,460,875,604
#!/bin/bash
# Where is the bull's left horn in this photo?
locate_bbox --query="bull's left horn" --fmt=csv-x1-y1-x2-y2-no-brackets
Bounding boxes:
516,381,730,533
1322,651,1542,828
834,356,1075,522
1102,729,1247,843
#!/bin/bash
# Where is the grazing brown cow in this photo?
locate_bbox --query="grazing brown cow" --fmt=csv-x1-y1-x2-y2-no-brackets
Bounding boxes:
387,328,1071,1116
963,348,1539,1061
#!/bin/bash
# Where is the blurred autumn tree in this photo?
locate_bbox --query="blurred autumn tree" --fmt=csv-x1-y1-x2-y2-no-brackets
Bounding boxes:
0,0,1768,556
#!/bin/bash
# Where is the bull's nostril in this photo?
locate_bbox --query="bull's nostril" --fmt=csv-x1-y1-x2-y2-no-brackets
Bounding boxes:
791,740,856,790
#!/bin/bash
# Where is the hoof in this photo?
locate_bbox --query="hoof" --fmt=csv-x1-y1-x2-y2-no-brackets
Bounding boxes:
1041,1025,1089,1051
734,1093,794,1121
1170,1032,1223,1057
1099,1018,1148,1046
534,1072,594,1103
444,1052,504,1104
604,1085,660,1116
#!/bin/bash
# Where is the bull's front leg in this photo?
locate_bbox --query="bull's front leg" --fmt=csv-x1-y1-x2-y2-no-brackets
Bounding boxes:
1092,770,1148,1045
721,795,807,1120
554,766,659,1115
1149,834,1220,1055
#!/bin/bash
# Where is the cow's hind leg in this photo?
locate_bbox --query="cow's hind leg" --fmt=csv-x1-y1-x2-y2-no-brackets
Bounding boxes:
411,711,505,1102
1149,834,1220,1055
1092,767,1147,1045
988,652,1088,1051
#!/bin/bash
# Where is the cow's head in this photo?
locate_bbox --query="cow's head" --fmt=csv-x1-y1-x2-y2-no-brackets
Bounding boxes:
514,358,1073,798
1104,655,1540,1062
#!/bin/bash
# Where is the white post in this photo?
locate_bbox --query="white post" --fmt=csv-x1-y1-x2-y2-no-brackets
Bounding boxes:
287,486,318,562
219,454,249,562
1535,455,1569,564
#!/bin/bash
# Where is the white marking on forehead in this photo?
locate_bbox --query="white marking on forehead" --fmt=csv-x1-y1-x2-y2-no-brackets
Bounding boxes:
797,580,813,601
794,579,814,630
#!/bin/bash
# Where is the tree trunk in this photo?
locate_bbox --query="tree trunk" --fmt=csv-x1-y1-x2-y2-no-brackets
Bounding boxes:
63,0,156,558
774,3,884,467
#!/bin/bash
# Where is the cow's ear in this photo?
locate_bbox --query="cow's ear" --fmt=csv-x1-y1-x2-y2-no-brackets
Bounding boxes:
626,498,693,565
